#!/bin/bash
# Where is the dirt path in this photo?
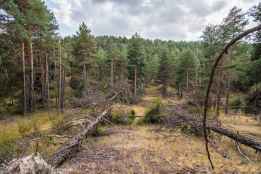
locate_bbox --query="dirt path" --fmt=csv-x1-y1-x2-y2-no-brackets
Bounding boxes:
61,86,261,174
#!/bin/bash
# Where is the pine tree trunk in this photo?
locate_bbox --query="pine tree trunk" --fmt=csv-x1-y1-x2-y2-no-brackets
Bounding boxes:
215,73,222,118
22,42,27,114
62,67,65,112
186,71,189,90
54,60,58,107
110,59,114,88
45,54,50,109
58,41,62,112
29,39,34,112
83,64,87,96
224,80,230,114
215,88,221,118
134,66,137,97
41,56,45,102
161,83,167,97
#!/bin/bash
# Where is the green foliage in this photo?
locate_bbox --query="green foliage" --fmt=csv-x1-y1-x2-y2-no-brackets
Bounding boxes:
91,126,106,137
70,76,84,97
71,22,97,97
127,33,145,93
229,95,246,110
73,22,97,67
143,98,162,124
245,83,261,114
144,53,160,82
175,49,196,90
111,109,136,125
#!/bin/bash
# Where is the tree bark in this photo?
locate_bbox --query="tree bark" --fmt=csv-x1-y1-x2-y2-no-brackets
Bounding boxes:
29,39,34,112
134,66,137,97
224,80,230,114
83,64,87,96
215,88,221,118
22,42,27,114
58,41,63,113
186,71,189,90
110,59,114,88
215,73,222,118
45,54,50,109
60,67,65,112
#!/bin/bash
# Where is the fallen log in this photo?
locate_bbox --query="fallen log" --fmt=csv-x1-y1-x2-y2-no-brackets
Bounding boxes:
49,107,111,168
209,126,261,151
164,109,261,152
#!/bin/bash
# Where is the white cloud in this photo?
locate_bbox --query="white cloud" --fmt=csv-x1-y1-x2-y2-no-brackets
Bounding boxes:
45,0,260,40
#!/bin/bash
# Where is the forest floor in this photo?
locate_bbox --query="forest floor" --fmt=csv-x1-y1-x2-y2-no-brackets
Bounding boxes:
60,86,261,174
0,86,260,173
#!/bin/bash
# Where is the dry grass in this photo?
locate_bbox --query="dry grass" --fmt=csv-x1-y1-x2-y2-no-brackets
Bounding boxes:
61,86,261,173
220,112,261,137
0,111,65,161
63,125,261,174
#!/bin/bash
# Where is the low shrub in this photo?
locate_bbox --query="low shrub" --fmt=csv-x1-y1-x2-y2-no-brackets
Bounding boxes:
91,126,106,137
229,95,246,113
143,98,162,124
111,109,136,125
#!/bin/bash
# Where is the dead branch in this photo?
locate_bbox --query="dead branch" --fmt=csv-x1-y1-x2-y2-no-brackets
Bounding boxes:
234,140,252,162
203,24,261,169
49,107,111,168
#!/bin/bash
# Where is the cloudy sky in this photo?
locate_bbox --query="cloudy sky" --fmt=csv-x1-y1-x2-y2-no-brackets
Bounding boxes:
45,0,259,41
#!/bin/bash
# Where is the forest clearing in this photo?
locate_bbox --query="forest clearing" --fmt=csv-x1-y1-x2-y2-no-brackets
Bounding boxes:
0,0,261,174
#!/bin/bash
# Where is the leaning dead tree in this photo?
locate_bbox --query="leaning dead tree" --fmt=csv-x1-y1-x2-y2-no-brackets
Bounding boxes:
203,24,261,169
49,107,111,167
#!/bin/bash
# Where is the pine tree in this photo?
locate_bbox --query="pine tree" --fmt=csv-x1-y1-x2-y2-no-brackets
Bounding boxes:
127,33,145,95
158,47,171,96
175,49,196,96
71,22,96,97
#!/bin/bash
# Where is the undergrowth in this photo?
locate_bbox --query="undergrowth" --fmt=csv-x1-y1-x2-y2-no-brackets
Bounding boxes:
111,109,136,125
143,98,162,124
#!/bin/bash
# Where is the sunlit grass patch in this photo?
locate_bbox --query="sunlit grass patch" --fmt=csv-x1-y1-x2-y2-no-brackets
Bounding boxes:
0,125,20,163
0,111,63,162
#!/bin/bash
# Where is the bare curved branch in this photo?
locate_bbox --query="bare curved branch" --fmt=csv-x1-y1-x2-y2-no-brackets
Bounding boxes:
203,24,261,169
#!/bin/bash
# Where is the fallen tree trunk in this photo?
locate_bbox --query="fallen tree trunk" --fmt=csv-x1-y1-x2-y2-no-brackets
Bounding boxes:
49,107,111,168
209,126,261,151
164,110,261,152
